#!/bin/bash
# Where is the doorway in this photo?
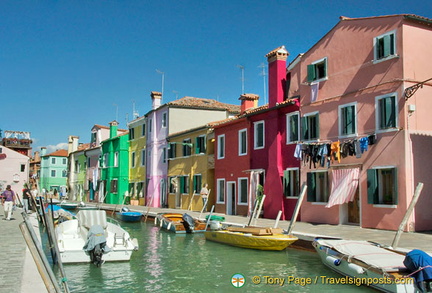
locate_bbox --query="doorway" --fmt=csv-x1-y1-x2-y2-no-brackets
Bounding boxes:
226,181,236,215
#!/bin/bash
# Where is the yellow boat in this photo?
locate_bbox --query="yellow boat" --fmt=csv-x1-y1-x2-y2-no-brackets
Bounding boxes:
204,227,298,251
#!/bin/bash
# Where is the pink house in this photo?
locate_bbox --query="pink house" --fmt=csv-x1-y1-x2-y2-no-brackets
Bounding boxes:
287,14,432,231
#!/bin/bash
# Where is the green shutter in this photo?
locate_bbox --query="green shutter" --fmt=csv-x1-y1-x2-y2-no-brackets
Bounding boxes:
393,168,398,205
383,35,391,57
379,98,386,129
301,117,307,140
195,137,199,154
306,173,316,202
367,169,378,204
307,64,316,82
315,114,320,139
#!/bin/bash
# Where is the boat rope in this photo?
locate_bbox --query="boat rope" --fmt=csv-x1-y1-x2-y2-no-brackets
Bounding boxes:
405,265,432,278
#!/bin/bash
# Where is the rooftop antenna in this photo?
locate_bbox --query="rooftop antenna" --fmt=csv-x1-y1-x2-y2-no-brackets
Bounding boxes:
172,90,179,100
258,63,267,105
236,65,245,94
156,69,165,100
132,100,139,119
125,113,129,124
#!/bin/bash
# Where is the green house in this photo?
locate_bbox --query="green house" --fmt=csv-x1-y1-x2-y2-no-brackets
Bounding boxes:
100,121,130,204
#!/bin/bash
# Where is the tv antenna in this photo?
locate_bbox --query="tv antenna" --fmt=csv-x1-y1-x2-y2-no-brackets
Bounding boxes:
236,65,245,94
156,69,165,100
258,63,267,105
132,100,139,119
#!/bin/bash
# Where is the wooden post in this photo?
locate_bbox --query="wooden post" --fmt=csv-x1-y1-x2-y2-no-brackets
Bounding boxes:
286,184,307,235
274,210,282,228
204,205,215,231
188,190,196,211
392,182,424,249
253,194,266,226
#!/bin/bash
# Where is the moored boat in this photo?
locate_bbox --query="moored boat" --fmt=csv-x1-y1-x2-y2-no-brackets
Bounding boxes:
56,210,138,265
116,211,143,222
155,213,207,233
204,227,298,251
313,238,418,292
59,201,79,211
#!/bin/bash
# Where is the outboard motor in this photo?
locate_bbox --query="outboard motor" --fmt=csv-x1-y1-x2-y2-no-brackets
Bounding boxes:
121,207,130,213
404,249,432,292
83,225,111,267
182,213,195,233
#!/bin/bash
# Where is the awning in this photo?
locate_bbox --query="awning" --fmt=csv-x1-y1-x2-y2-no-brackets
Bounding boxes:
326,168,360,208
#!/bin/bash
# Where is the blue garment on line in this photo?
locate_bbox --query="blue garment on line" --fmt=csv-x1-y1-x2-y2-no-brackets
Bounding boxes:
359,137,369,153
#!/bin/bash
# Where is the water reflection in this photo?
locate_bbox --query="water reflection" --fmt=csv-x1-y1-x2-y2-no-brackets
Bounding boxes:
55,220,372,292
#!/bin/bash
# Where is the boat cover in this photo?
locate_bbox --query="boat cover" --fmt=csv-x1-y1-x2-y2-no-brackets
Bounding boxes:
318,239,405,272
404,249,432,285
77,210,108,229
83,224,111,253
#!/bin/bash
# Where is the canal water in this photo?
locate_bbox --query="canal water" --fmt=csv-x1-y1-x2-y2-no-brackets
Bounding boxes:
52,219,373,293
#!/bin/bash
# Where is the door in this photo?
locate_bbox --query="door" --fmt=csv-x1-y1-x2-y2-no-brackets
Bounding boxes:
348,188,360,224
226,182,236,215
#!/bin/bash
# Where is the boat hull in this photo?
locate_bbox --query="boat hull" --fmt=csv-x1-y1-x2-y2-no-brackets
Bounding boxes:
116,212,143,222
156,213,207,233
204,230,297,251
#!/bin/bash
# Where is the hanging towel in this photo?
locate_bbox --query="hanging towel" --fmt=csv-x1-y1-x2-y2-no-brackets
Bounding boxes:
294,144,302,160
311,82,319,103
326,168,360,208
330,141,341,163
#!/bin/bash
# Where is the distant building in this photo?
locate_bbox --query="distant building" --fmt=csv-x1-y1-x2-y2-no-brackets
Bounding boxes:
39,148,68,195
1,130,33,157
0,145,30,199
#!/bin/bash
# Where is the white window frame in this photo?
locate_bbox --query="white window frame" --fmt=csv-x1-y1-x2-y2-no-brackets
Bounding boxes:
302,111,320,141
286,111,300,144
51,170,56,177
237,177,248,205
254,120,265,150
308,57,328,83
238,129,247,156
217,178,225,203
217,134,225,159
338,102,358,138
283,168,300,198
373,30,397,63
375,92,398,133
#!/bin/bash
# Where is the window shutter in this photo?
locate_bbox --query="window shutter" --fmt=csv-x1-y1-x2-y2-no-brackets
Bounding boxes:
283,170,289,197
301,117,307,140
379,98,386,129
383,35,391,57
306,173,315,202
393,168,398,205
367,169,378,204
315,114,320,139
195,137,199,154
323,59,327,78
346,106,354,134
307,64,316,82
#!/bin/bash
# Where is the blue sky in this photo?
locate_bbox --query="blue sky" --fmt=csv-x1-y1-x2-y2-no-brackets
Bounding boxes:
1,0,431,154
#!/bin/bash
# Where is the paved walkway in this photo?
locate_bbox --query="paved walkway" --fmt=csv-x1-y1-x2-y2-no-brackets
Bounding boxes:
2,202,432,292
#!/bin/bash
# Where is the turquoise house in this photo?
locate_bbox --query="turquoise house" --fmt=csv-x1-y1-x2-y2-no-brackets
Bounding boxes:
39,148,68,195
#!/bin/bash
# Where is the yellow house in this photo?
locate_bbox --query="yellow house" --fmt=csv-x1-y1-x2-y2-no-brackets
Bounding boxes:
127,116,147,205
167,125,215,212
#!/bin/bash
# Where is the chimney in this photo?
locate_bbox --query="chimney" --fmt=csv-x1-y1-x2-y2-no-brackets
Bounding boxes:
239,93,259,114
67,136,79,154
34,151,40,161
40,147,47,156
266,46,289,107
151,91,162,110
109,121,118,139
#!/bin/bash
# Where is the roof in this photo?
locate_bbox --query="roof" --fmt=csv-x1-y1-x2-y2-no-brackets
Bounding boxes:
166,96,241,113
92,124,128,133
44,149,68,157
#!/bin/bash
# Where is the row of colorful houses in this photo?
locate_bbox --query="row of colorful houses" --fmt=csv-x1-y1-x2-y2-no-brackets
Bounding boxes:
39,14,432,232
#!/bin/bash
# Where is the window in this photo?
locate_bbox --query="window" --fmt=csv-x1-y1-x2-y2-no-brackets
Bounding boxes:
307,57,328,82
307,171,329,202
182,139,192,157
162,148,166,163
114,152,119,167
168,143,176,159
193,175,202,194
75,160,80,172
51,170,56,177
103,153,108,168
238,129,247,156
131,152,136,168
286,112,300,143
374,30,396,61
129,128,135,140
179,176,189,194
339,103,357,137
111,179,118,194
91,132,97,144
238,178,248,204
20,164,25,172
301,112,319,141
367,167,398,205
87,157,90,167
51,158,56,164
254,121,265,149
217,179,225,203
169,177,176,193
63,158,67,164
142,123,146,137
162,113,167,128
376,94,397,131
141,149,146,166
62,170,68,177
195,136,206,154
283,168,300,197
217,135,225,159
148,118,152,133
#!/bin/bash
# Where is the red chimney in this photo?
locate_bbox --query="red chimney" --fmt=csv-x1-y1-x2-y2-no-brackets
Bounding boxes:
239,93,259,114
266,46,289,107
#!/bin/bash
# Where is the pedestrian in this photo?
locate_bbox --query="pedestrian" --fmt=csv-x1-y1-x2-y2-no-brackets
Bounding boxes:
22,184,32,214
1,185,16,220
200,183,209,209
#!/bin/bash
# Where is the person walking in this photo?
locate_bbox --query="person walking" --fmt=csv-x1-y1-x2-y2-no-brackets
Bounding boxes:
2,185,16,220
22,184,32,213
200,183,209,210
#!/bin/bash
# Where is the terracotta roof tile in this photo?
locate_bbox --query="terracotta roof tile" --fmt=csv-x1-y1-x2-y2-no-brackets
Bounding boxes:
45,149,68,157
167,96,240,113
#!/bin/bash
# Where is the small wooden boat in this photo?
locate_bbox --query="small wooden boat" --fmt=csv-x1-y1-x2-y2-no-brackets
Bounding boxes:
116,211,143,222
155,213,207,233
59,201,79,210
313,238,418,292
76,202,98,211
204,227,298,251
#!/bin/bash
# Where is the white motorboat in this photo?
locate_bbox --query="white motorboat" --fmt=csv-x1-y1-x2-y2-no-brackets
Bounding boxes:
56,210,138,265
313,238,418,292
